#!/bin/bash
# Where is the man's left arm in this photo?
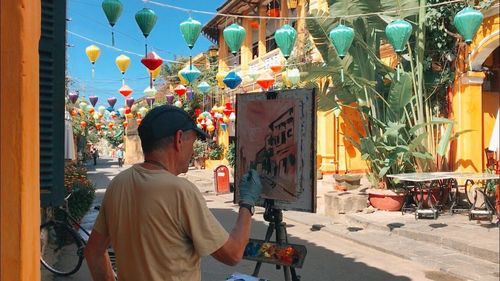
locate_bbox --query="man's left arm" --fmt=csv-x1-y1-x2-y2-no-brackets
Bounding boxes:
84,229,114,281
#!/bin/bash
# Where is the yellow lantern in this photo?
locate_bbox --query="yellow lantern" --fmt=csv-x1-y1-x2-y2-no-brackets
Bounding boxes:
85,45,101,64
178,70,188,85
216,71,228,89
115,54,131,74
150,65,161,81
207,124,215,132
126,113,133,119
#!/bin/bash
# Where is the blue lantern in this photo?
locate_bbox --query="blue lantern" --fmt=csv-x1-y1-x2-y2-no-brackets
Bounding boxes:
197,81,211,94
223,71,242,89
180,65,201,84
454,7,484,44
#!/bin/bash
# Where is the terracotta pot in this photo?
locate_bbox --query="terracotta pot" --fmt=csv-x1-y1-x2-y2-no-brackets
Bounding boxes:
368,189,405,211
413,187,450,208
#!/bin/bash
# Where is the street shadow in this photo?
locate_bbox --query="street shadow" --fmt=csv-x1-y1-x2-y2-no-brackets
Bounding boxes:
203,208,413,281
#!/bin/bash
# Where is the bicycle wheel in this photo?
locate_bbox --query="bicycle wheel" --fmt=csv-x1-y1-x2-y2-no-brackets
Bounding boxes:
464,179,476,206
40,221,84,276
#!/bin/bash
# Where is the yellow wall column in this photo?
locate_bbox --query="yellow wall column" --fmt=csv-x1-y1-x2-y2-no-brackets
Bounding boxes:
452,71,486,172
241,18,253,74
1,0,41,280
258,4,267,58
218,28,229,71
295,0,307,58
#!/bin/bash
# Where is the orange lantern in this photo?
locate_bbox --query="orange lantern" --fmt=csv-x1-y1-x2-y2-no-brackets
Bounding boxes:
250,21,259,29
119,85,133,97
95,123,102,130
108,122,114,129
267,0,280,17
70,109,78,117
123,121,128,128
80,121,87,128
270,64,282,73
137,118,142,125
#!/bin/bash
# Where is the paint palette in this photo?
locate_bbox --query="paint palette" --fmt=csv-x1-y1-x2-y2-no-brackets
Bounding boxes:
243,239,307,268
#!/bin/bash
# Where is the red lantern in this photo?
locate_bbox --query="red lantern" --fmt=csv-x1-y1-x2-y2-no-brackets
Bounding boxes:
267,0,280,17
95,123,102,130
119,85,133,97
123,121,128,128
270,65,282,73
194,108,202,117
250,21,259,29
136,118,142,125
141,51,163,71
174,85,187,96
125,107,131,114
108,122,114,129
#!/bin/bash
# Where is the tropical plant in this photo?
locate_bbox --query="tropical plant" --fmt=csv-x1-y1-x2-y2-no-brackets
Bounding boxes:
208,141,225,160
226,142,236,167
193,139,208,160
301,0,475,187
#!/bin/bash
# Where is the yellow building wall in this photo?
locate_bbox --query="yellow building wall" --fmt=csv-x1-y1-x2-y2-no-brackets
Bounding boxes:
1,0,41,280
451,12,499,172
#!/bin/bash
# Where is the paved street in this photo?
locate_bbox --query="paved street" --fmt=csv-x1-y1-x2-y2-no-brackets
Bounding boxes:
42,157,499,281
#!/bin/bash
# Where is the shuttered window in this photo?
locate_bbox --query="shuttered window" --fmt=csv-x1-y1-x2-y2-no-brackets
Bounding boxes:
40,0,66,207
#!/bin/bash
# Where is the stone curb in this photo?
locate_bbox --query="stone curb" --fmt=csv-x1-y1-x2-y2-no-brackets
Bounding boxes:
343,213,499,264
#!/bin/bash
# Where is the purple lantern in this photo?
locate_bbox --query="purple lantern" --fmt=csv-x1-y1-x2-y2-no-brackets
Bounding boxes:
166,94,174,104
107,97,117,108
126,97,135,108
89,95,98,107
68,92,79,104
146,96,155,107
187,88,194,101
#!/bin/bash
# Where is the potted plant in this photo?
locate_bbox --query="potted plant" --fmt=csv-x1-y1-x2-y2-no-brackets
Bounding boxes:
193,139,208,169
208,142,224,160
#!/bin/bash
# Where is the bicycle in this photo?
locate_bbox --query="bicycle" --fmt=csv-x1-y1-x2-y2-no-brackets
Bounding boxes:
40,193,117,277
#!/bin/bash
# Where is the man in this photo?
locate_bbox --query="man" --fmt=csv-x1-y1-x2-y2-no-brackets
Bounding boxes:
85,105,262,281
116,147,124,167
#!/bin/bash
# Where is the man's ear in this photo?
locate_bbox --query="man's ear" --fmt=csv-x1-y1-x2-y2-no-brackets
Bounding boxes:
174,130,183,151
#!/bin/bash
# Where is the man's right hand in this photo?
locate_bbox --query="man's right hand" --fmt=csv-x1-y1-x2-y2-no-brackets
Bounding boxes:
238,169,262,206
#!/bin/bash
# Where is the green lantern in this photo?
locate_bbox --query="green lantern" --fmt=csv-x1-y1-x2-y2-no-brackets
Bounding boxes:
329,24,354,59
135,8,157,38
385,19,412,53
275,24,297,59
454,7,484,45
102,0,123,46
223,23,246,55
329,24,354,82
180,17,202,49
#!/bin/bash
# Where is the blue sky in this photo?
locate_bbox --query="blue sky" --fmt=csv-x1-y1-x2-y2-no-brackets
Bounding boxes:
67,0,224,108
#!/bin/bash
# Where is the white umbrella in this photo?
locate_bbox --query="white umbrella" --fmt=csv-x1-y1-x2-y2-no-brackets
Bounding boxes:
487,108,500,160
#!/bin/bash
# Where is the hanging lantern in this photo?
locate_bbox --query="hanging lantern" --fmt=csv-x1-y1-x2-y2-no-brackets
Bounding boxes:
135,8,157,54
89,95,98,107
207,124,215,132
174,85,187,96
275,24,297,59
267,0,280,17
250,21,259,29
453,7,484,45
150,65,161,81
166,94,175,104
143,86,157,96
287,0,298,10
139,107,148,116
329,24,354,59
118,107,125,116
228,112,236,122
126,97,135,108
270,64,282,73
108,122,114,129
194,108,202,117
85,45,101,64
223,23,246,55
180,17,202,49
329,24,354,82
135,8,157,38
248,69,260,81
102,0,123,46
79,101,88,110
125,113,134,119
180,64,201,84
223,71,242,89
98,106,106,114
385,19,412,53
123,121,128,128
70,109,78,117
216,71,228,89
119,85,133,97
178,70,189,85
68,92,79,104
174,100,183,108
385,19,412,81
256,72,275,91
115,54,131,74
95,123,102,130
136,118,142,125
141,51,163,71
85,45,100,78
146,96,155,107
197,81,211,94
107,97,117,108
286,68,301,86
80,121,87,128
220,123,228,131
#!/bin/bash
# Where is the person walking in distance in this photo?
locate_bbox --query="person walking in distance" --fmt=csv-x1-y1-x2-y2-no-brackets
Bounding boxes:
84,105,262,281
116,147,124,167
92,147,99,166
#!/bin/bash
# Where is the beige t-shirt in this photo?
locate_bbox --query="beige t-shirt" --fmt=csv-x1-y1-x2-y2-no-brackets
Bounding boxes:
93,164,229,281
